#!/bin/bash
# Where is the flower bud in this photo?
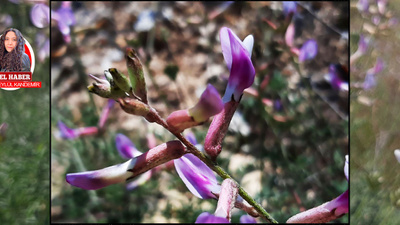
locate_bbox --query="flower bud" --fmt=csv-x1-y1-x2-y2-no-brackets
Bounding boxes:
118,98,150,117
166,109,197,133
88,83,112,98
108,68,132,92
88,74,126,99
126,47,147,103
214,178,238,221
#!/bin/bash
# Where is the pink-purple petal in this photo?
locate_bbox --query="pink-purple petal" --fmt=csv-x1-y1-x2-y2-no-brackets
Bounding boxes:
57,121,77,139
66,158,137,190
195,212,230,223
324,190,349,216
30,3,50,28
223,30,255,102
363,70,376,90
240,215,257,223
283,1,297,17
98,99,115,128
174,153,220,199
115,133,142,159
220,27,252,71
285,23,295,47
299,39,318,62
185,131,198,145
220,27,233,71
188,84,224,122
373,58,384,74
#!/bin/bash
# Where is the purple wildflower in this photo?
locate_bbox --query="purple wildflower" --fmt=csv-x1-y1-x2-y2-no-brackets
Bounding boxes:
220,27,255,103
30,3,50,28
282,2,297,17
299,39,318,62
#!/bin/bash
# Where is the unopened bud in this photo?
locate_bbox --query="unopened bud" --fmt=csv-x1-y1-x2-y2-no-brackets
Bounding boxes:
214,178,238,222
88,83,112,98
108,68,132,92
126,47,147,103
166,109,199,133
118,98,150,116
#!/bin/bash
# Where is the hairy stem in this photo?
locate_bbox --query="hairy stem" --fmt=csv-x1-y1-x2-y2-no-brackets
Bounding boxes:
148,108,278,223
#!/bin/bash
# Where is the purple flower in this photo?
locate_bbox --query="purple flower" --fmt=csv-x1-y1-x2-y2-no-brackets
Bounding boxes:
357,0,369,13
57,121,98,139
195,212,229,223
325,64,349,91
323,155,349,216
363,70,376,90
377,0,388,15
98,99,115,128
357,34,369,55
372,15,381,25
30,3,50,28
66,158,137,190
174,153,220,199
282,2,297,17
115,133,142,159
186,131,198,146
220,27,255,103
394,149,400,163
115,133,155,190
52,2,76,43
188,84,224,122
299,39,318,62
372,58,384,74
273,99,283,112
363,58,384,90
67,141,186,190
240,215,257,223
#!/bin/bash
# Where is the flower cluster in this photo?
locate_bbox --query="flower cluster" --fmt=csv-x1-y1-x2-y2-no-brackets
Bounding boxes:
63,26,267,222
60,4,347,221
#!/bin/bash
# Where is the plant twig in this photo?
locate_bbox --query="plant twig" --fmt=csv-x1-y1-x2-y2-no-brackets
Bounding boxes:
147,108,278,223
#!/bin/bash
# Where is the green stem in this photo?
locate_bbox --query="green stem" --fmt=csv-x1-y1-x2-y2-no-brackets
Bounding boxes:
150,110,278,223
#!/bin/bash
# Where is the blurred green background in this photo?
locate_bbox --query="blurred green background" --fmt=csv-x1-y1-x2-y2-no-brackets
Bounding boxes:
350,0,400,224
0,1,49,225
51,1,348,223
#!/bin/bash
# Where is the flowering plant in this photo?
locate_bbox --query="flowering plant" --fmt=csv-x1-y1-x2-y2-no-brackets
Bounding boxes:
53,2,348,223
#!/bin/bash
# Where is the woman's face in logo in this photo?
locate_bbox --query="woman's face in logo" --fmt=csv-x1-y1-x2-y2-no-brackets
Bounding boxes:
4,31,17,53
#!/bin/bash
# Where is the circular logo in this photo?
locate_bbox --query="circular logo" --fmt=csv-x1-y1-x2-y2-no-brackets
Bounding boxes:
1,36,35,91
